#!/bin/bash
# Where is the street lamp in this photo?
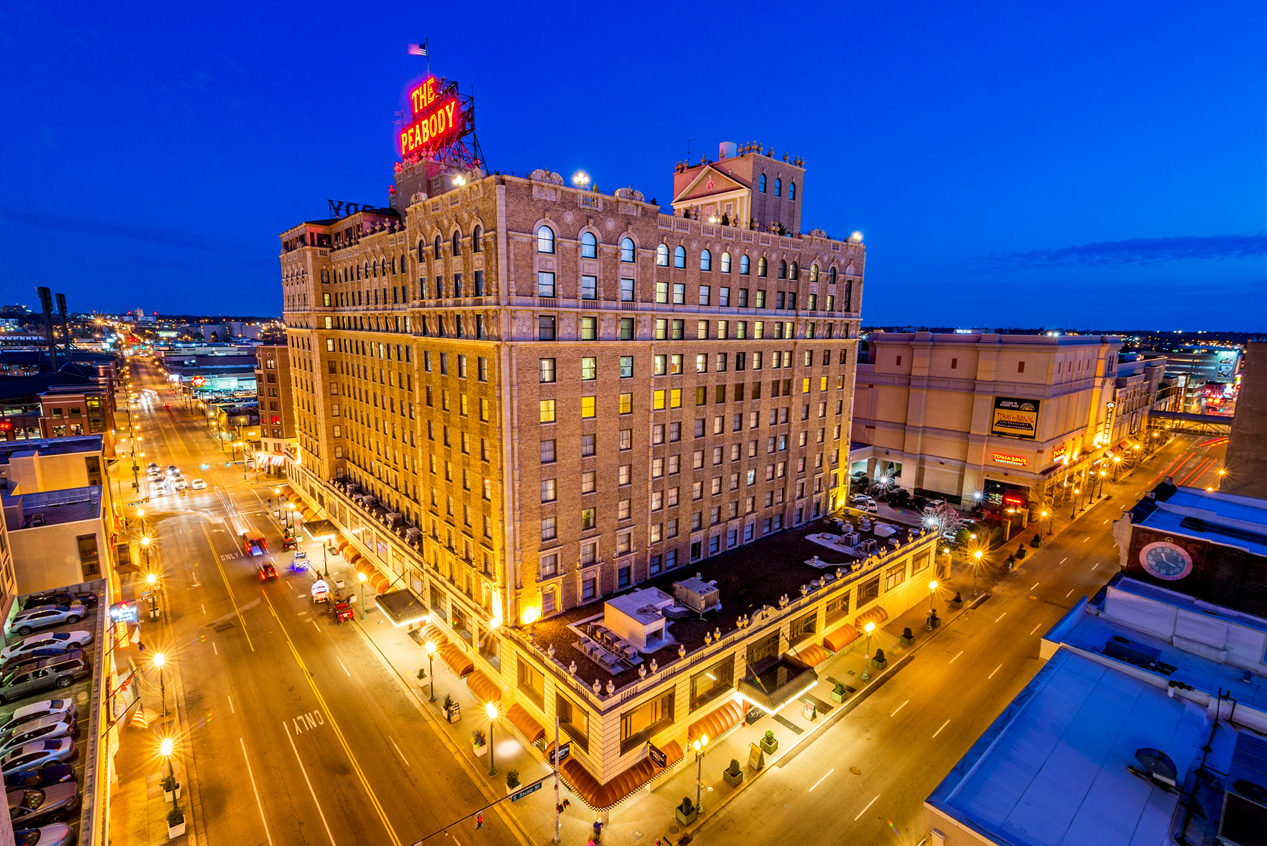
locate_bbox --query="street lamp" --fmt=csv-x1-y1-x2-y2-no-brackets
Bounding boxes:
1040,509,1050,536
1071,488,1080,519
160,736,178,795
572,170,591,189
426,640,437,702
321,535,330,578
137,508,145,533
358,572,368,620
926,580,938,630
287,503,296,532
485,702,500,776
972,549,983,596
141,535,152,567
1098,470,1108,498
1112,455,1122,481
693,734,709,813
861,621,877,681
153,651,167,717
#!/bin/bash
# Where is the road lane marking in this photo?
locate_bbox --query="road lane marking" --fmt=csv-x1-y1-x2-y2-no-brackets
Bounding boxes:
338,657,351,677
1059,557,1068,565
389,736,410,768
854,794,880,821
1030,582,1040,591
1030,622,1043,635
949,650,963,664
201,604,206,615
228,695,235,714
1103,519,1110,524
284,720,338,846
261,591,401,845
201,522,255,652
932,720,950,739
212,642,218,655
988,663,1003,679
313,619,321,632
1083,536,1090,543
239,738,274,846
1066,588,1076,598
995,612,1007,623
891,700,909,717
809,768,834,791
1091,563,1099,571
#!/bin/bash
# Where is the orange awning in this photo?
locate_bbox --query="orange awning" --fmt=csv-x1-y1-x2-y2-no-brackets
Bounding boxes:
506,703,545,745
356,561,375,575
558,741,683,810
688,699,747,745
438,643,474,678
466,670,502,705
370,573,390,593
855,606,889,630
418,625,446,648
345,550,363,564
823,624,859,652
793,644,828,667
335,536,351,551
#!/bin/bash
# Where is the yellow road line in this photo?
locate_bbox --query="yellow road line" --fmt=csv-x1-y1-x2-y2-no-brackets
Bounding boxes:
200,521,255,653
261,591,401,846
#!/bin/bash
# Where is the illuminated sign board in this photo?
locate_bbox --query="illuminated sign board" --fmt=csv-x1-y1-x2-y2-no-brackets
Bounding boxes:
1051,444,1068,463
991,452,1029,468
190,376,206,388
399,76,463,158
990,397,1040,440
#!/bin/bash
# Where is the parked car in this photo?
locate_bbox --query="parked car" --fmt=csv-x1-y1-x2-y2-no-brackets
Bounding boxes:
14,821,73,846
8,783,79,828
0,741,76,776
7,607,86,638
1,633,92,664
850,493,873,505
0,655,90,704
190,478,207,490
922,499,947,513
3,763,73,791
0,721,75,757
0,703,77,739
0,650,86,681
22,593,97,612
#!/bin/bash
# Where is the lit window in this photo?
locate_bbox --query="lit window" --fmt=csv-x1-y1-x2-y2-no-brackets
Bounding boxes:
656,244,669,266
620,237,635,262
581,396,596,418
674,246,686,268
537,225,555,254
581,357,597,380
720,252,731,273
700,249,712,272
581,231,598,258
540,400,556,423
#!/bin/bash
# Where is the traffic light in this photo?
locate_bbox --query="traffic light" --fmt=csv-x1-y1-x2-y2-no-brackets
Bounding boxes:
475,813,483,830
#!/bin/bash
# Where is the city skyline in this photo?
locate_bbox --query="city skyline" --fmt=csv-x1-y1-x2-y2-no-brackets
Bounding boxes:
3,1,1266,328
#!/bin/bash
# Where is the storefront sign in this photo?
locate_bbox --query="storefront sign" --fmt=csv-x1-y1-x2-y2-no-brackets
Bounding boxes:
1051,444,1068,463
190,376,205,388
399,75,464,158
647,742,666,768
991,452,1029,468
991,397,1040,440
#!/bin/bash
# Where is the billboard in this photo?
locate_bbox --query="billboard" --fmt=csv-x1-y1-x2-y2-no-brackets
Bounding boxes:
990,397,1040,440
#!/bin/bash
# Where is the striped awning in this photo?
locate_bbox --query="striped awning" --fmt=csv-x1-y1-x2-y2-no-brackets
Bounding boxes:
370,573,390,593
823,624,859,652
438,642,474,678
465,670,502,705
855,606,889,630
793,643,829,667
688,699,747,745
557,741,683,810
506,703,545,745
417,625,447,648
255,452,286,468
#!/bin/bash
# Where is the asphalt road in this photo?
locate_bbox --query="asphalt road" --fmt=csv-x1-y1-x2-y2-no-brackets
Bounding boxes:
699,432,1226,846
115,361,521,846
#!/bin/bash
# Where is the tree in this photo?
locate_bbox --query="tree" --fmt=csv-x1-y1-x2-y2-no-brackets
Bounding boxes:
924,502,964,539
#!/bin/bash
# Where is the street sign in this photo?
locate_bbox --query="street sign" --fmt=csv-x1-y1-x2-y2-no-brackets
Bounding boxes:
647,742,667,768
548,742,571,766
510,781,541,802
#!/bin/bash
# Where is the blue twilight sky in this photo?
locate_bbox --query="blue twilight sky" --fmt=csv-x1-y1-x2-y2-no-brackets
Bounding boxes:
2,0,1266,329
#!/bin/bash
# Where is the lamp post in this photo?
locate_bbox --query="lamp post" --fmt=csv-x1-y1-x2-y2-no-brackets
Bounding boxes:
926,580,938,630
861,621,877,680
137,508,146,534
357,572,368,620
287,503,296,532
972,549,983,597
1098,470,1108,499
141,535,152,568
321,536,330,579
1040,509,1050,536
160,736,178,796
1218,467,1226,490
1112,455,1122,481
1004,508,1016,542
153,651,167,717
485,702,499,777
1071,488,1080,519
426,641,437,702
693,734,709,813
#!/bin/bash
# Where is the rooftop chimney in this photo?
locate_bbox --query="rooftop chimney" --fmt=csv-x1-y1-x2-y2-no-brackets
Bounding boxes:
35,287,57,373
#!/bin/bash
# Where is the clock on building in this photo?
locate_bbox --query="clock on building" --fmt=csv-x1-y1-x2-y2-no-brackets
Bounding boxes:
1138,541,1193,581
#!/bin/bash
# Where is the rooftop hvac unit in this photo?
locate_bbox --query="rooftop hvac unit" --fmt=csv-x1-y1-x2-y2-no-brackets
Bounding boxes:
673,576,720,616
385,512,402,528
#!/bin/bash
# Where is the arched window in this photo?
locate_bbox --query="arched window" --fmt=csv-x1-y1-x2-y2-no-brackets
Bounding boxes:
789,181,797,201
452,231,461,256
759,174,767,193
417,240,425,262
399,253,406,272
739,255,750,275
433,236,442,259
363,262,369,279
656,244,670,266
720,252,732,273
620,237,636,263
673,246,686,268
581,231,598,259
809,263,819,282
828,267,838,285
775,178,782,197
536,225,555,254
757,257,767,277
790,262,799,280
700,249,712,272
778,260,787,279
472,225,482,253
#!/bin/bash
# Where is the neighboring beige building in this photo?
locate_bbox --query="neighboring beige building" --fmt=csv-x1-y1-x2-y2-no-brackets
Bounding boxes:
254,344,296,475
671,142,808,235
278,141,882,806
3,486,112,593
851,332,1130,513
0,435,116,523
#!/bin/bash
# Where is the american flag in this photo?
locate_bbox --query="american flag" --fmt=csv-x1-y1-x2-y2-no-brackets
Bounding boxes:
408,43,427,57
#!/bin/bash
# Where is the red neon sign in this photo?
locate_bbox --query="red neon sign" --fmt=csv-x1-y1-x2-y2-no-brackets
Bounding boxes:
399,76,462,158
0,421,12,432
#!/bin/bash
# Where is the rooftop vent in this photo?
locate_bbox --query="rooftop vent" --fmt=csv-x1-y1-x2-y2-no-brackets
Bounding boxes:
673,577,720,617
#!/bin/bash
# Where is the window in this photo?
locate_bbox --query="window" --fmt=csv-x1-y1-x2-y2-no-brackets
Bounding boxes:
758,257,767,277
581,231,598,258
541,517,557,541
540,553,558,578
859,576,880,605
540,400,556,423
580,541,597,565
518,658,544,707
472,224,482,251
620,357,633,378
655,282,669,304
699,285,711,306
541,440,556,463
580,275,597,300
619,393,633,414
557,693,589,751
538,315,556,340
778,260,787,279
539,358,556,383
580,316,597,340
673,283,685,304
885,563,907,590
1018,361,1026,373
774,177,782,197
620,278,635,302
700,249,712,272
619,692,672,754
620,318,635,340
720,252,732,273
537,225,555,254
618,464,632,485
537,271,556,297
759,174,767,193
620,237,636,262
581,508,596,530
656,243,669,266
581,357,597,380
582,433,596,456
619,429,632,450
789,610,817,643
541,479,557,502
739,255,750,275
673,246,686,268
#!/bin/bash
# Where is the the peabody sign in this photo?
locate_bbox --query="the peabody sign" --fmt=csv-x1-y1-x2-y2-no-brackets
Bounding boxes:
399,75,466,158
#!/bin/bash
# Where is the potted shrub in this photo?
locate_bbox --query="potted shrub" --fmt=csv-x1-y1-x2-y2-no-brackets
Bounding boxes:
162,773,181,802
417,667,427,689
506,769,521,796
444,694,461,723
830,682,847,704
872,648,888,670
950,592,964,609
900,627,914,646
723,758,743,787
166,804,186,839
760,729,778,755
675,796,698,826
471,729,487,756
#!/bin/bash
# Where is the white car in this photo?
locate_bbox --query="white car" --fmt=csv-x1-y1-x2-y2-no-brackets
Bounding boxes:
190,479,207,491
0,633,92,664
173,479,188,492
148,480,167,497
6,607,86,638
0,740,75,775
0,720,75,757
0,703,76,739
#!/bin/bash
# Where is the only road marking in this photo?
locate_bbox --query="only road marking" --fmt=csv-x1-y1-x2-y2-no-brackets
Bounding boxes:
854,794,880,821
932,720,950,739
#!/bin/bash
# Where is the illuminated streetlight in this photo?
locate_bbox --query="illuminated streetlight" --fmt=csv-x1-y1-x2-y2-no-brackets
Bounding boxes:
153,652,168,717
452,173,467,187
426,640,437,702
693,734,709,812
972,549,983,596
485,701,499,776
571,170,591,189
861,621,877,681
926,580,939,630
